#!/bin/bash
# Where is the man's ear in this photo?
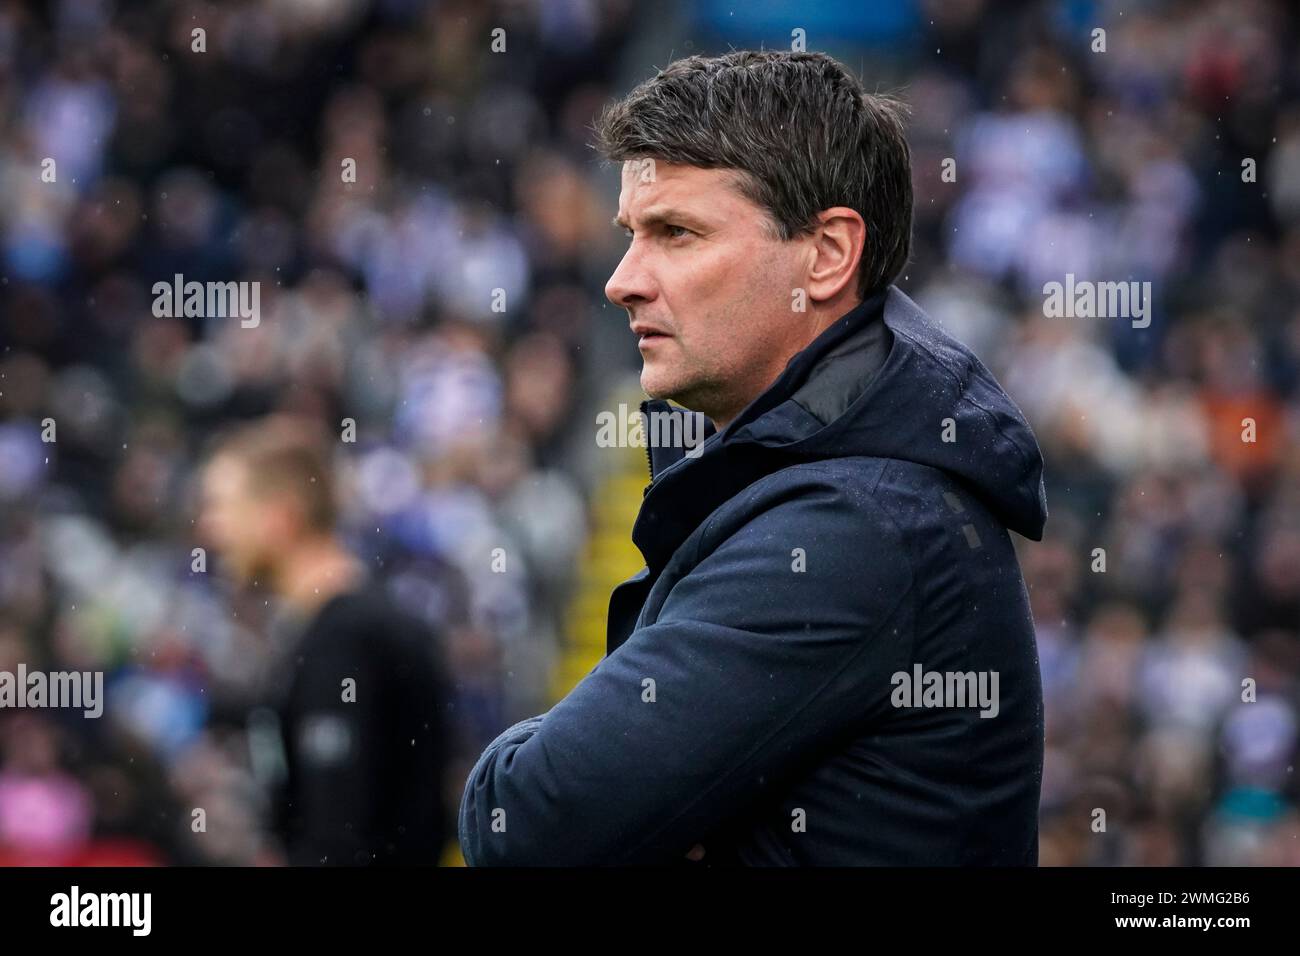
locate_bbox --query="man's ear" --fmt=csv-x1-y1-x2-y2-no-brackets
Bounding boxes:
804,207,866,302
261,491,305,543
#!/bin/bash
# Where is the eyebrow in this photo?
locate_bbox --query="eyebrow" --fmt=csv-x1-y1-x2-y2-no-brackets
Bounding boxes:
611,208,707,231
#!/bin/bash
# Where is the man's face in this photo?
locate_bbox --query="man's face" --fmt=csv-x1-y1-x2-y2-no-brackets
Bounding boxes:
198,454,281,583
606,160,809,426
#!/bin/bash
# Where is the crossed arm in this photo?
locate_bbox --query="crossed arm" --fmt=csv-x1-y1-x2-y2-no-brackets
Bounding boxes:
458,476,914,866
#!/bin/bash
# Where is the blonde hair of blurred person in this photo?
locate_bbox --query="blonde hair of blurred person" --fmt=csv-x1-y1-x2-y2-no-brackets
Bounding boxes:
198,417,360,614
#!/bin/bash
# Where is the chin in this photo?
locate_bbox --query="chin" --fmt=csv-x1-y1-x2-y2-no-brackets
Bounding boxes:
642,367,709,412
639,369,672,400
225,553,267,585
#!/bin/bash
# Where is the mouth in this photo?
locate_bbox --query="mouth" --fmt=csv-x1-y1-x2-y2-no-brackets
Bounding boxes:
632,324,672,349
637,332,672,353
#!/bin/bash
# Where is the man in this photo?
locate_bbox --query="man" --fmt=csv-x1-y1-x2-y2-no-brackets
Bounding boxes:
460,50,1047,865
199,418,451,865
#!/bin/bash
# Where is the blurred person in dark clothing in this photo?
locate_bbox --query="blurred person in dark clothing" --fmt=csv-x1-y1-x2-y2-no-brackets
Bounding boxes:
198,418,451,865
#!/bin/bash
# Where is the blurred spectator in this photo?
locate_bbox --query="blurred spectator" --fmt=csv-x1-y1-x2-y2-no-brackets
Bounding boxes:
197,416,452,865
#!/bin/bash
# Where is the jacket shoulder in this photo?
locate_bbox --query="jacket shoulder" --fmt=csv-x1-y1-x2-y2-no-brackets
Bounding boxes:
693,458,907,569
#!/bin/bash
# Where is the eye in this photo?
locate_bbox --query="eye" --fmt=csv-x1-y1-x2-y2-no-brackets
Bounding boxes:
665,224,692,240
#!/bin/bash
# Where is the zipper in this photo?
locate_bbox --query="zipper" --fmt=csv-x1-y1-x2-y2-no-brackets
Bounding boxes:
641,400,655,490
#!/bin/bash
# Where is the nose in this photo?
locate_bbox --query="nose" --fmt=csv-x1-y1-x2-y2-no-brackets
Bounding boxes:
196,493,227,549
196,506,219,549
604,243,657,310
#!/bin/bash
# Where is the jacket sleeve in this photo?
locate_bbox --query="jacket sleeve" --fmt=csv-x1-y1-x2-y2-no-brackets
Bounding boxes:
458,473,915,865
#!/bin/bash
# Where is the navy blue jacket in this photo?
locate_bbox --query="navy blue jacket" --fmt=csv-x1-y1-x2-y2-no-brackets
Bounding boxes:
460,286,1047,865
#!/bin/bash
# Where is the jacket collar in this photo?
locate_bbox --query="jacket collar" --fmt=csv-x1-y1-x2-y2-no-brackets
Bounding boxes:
631,290,890,571
642,288,889,482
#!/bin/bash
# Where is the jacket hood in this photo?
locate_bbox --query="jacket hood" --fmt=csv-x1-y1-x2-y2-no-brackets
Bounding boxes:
635,286,1047,569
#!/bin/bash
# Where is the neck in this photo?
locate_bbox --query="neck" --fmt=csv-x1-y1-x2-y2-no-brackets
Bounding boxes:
708,293,862,432
273,535,362,614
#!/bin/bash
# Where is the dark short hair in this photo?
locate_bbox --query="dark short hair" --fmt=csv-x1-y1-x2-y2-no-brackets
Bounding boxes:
593,50,913,300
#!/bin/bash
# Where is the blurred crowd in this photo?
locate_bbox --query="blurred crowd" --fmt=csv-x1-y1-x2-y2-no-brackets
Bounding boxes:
0,0,1297,865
